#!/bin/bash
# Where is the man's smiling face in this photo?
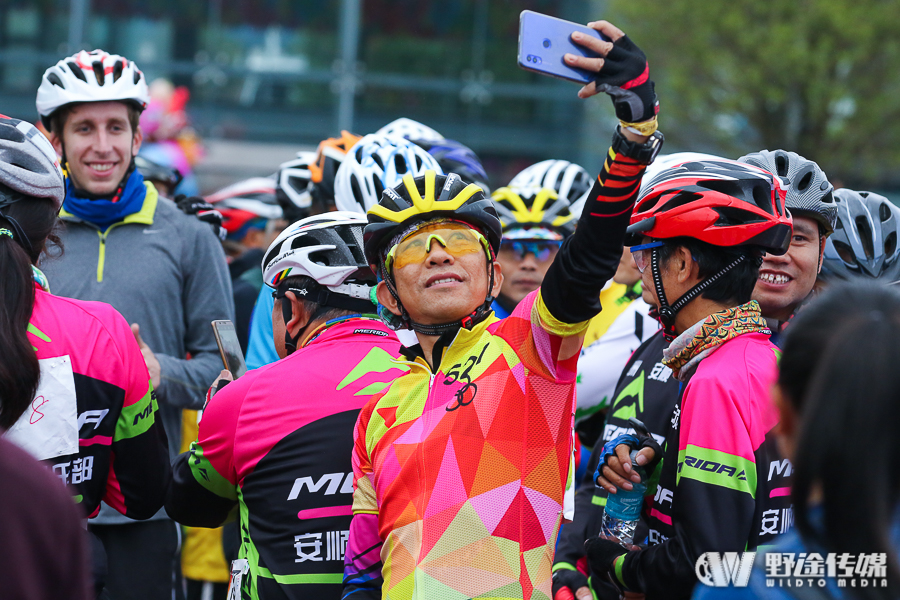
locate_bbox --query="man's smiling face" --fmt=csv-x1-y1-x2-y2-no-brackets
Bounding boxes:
753,215,824,321
51,101,142,196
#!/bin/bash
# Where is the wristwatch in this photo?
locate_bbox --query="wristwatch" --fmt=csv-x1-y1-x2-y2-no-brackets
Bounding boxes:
611,127,664,165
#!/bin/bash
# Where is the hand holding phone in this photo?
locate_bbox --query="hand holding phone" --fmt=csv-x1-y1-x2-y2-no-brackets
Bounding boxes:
517,11,612,84
211,320,247,379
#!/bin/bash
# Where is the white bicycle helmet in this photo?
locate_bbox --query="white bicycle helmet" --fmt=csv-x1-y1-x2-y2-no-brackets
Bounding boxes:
36,50,150,131
375,117,444,142
334,134,442,214
262,211,373,295
509,160,594,219
276,151,317,222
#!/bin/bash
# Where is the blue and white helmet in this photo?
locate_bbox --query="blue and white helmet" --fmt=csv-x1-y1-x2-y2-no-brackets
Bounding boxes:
334,134,443,214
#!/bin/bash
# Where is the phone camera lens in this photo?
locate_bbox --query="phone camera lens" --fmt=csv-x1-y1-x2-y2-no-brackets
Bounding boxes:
542,39,551,48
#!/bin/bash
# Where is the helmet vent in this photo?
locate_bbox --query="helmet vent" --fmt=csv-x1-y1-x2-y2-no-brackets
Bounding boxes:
133,70,141,85
855,216,875,260
713,206,766,226
113,60,124,83
879,202,892,222
774,154,789,177
67,62,87,82
47,73,65,89
92,61,105,85
833,241,857,265
885,232,897,258
394,154,408,174
796,169,813,191
0,126,26,143
660,190,703,212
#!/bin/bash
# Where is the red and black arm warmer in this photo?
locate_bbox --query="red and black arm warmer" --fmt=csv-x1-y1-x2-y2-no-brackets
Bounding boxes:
541,143,648,324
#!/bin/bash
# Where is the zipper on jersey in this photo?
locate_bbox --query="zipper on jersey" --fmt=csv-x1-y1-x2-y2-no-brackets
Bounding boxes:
95,222,126,283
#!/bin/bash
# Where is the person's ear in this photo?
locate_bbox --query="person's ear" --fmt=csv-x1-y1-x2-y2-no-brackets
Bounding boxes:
132,126,143,156
490,261,504,298
376,280,401,316
674,246,694,284
817,235,826,273
285,291,312,338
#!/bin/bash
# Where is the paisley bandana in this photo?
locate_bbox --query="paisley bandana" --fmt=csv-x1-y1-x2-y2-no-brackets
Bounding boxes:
32,264,50,292
662,300,770,381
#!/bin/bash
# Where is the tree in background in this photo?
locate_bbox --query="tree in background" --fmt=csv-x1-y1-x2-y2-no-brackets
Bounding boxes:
611,0,900,187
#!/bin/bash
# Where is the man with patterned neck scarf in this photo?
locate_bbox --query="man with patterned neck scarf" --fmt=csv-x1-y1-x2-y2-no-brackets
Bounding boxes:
582,158,796,600
35,50,233,600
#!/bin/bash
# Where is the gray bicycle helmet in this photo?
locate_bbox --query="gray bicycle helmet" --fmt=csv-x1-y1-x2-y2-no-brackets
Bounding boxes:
738,149,836,235
820,189,900,282
0,115,64,210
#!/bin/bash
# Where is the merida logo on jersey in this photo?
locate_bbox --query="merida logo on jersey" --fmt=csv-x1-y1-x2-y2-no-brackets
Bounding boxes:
353,328,388,337
682,455,747,480
132,403,152,425
768,458,793,481
695,552,756,587
287,472,354,500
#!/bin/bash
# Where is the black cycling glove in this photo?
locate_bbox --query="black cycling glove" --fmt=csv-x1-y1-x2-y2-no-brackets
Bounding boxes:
593,35,658,124
551,569,589,600
175,194,227,241
584,536,630,591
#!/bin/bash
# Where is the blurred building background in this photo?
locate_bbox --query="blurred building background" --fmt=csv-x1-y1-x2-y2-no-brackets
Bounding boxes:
0,0,898,197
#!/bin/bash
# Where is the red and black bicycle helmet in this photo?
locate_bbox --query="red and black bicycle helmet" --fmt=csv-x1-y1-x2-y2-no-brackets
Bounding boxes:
626,158,792,255
627,158,793,340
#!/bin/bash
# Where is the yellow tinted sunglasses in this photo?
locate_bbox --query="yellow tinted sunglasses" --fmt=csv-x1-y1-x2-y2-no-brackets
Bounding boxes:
386,222,490,272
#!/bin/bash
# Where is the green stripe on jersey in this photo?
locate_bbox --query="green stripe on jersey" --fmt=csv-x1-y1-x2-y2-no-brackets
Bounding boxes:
591,494,608,507
115,385,157,442
188,441,237,500
255,568,343,584
676,444,757,498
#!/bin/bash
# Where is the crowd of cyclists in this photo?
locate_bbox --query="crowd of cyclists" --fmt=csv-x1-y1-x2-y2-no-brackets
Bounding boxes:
1,17,898,600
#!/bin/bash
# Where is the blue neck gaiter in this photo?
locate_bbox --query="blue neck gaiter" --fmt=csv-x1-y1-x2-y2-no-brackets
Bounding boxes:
64,169,147,231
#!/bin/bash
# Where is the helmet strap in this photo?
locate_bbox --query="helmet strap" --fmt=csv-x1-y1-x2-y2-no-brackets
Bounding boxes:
652,247,747,341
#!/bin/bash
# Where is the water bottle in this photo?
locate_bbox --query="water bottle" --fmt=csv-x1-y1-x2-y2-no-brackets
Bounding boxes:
600,448,646,546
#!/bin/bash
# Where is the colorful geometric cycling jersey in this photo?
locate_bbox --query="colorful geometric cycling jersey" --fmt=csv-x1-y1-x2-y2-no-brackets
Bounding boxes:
165,317,405,600
345,291,590,600
614,331,793,599
5,285,170,519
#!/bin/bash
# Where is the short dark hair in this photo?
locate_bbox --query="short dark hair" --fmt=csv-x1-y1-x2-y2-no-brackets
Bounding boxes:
49,101,142,137
276,275,354,324
657,237,760,305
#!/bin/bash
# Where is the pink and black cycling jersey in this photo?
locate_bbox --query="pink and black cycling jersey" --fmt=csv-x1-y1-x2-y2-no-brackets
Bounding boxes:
165,317,405,600
616,332,793,599
16,286,170,519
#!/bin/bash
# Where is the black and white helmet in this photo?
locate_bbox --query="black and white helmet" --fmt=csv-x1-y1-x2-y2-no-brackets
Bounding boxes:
262,211,374,305
508,159,593,218
739,149,837,235
820,189,900,282
36,50,149,131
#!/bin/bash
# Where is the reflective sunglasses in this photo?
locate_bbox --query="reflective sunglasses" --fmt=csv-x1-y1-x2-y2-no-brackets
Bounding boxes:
386,222,489,272
630,240,665,273
498,240,562,262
